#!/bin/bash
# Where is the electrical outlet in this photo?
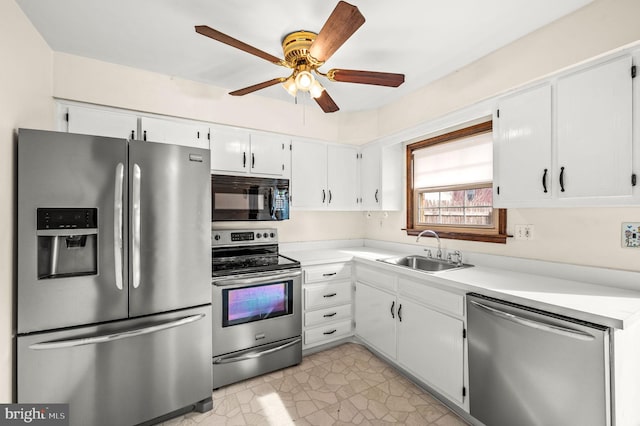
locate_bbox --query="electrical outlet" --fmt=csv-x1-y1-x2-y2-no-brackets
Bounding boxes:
514,224,534,240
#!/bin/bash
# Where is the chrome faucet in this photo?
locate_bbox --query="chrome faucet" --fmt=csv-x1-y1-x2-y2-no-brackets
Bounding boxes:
416,229,442,259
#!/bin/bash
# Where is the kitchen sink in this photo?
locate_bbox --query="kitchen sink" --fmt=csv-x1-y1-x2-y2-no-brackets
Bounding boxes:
377,255,472,273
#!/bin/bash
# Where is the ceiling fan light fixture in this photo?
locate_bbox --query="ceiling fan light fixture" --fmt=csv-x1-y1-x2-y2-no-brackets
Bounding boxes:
282,75,298,96
295,70,314,91
309,78,325,99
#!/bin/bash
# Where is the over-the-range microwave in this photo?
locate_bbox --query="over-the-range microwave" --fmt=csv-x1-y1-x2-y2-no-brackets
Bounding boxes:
211,174,289,221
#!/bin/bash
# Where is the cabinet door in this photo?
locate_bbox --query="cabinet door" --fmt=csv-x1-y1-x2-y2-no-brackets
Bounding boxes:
141,117,209,149
250,133,287,176
397,298,464,404
66,105,137,140
557,56,633,199
494,84,552,206
291,140,328,209
210,127,250,173
327,145,359,210
360,145,381,210
355,282,396,360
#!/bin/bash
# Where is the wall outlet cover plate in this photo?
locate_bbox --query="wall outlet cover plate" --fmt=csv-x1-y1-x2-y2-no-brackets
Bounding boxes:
622,222,640,248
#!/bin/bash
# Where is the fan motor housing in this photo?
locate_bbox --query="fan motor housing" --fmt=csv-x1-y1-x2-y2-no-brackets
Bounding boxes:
282,31,319,66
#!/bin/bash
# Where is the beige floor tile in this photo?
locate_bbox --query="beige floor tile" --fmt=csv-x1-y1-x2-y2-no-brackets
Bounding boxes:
160,342,468,426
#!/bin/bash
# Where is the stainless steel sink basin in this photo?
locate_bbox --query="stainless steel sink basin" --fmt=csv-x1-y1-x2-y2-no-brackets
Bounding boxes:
377,255,472,273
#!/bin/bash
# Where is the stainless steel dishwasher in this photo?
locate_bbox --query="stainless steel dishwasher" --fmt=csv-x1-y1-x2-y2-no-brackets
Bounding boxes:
466,293,611,426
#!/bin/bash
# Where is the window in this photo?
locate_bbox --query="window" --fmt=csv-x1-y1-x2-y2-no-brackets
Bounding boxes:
406,121,507,243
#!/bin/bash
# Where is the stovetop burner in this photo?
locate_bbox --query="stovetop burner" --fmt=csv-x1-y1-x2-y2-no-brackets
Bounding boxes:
211,228,300,277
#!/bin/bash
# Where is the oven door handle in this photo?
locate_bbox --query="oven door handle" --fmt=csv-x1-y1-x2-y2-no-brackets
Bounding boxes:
213,269,302,287
213,338,301,364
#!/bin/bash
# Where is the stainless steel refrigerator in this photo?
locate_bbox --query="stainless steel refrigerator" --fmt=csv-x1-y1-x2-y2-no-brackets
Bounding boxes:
16,129,213,426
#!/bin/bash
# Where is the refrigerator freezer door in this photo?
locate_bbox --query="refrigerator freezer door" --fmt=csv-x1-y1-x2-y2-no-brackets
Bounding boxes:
128,140,211,317
17,305,212,426
17,129,128,333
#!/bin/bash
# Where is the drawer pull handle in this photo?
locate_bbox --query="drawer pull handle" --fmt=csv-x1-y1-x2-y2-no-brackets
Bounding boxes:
323,312,337,318
323,329,337,335
323,293,337,298
322,272,337,277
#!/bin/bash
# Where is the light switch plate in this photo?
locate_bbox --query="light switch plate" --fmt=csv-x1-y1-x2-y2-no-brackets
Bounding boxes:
622,222,640,248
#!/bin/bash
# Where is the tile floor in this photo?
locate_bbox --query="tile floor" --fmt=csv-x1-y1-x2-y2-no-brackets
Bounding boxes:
161,342,468,425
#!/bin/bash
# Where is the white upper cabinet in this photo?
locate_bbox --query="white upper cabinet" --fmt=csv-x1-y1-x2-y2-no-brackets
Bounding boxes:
327,145,359,210
360,143,402,211
291,140,326,209
250,132,289,177
493,53,636,207
494,84,553,207
209,127,250,173
556,55,633,200
210,126,288,177
65,105,138,140
140,116,209,149
291,139,359,210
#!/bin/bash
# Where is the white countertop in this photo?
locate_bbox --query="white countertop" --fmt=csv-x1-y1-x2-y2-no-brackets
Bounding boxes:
282,245,640,330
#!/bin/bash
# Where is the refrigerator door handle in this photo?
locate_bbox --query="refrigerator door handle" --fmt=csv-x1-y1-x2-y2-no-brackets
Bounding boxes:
469,300,596,341
28,313,205,350
114,162,125,290
132,163,141,289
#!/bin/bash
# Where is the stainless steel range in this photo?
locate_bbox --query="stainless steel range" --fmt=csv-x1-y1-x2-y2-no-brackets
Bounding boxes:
211,228,302,389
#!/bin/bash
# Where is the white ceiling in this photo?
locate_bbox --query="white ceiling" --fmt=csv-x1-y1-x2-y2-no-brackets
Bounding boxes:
17,0,593,113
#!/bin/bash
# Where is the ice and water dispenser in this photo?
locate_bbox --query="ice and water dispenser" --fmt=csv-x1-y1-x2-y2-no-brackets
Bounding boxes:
36,208,98,279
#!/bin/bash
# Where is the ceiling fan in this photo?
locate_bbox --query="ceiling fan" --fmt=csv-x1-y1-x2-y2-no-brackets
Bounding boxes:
195,1,405,113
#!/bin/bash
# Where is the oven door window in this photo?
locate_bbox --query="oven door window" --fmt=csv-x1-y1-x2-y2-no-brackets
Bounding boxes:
222,280,293,327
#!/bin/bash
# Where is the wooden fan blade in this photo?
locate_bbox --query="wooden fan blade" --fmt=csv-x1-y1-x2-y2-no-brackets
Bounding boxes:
229,78,285,96
195,25,284,65
309,1,365,63
328,69,405,87
314,90,340,113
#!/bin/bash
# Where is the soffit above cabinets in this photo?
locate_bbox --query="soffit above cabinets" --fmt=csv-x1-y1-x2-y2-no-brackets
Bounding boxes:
16,0,592,112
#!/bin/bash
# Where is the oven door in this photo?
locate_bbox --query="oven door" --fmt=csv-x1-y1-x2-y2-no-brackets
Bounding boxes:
212,269,301,356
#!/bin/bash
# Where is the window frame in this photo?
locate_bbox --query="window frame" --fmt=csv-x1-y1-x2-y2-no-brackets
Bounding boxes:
405,121,507,244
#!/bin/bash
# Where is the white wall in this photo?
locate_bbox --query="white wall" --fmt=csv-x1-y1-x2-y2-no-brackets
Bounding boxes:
364,0,640,273
0,0,54,403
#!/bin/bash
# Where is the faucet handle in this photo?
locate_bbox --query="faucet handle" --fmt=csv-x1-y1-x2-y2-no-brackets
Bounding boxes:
424,248,432,258
453,250,463,266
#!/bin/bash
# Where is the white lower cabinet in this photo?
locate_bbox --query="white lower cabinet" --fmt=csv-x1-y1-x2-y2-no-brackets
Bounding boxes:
397,297,465,405
355,263,468,409
302,262,354,349
354,281,397,359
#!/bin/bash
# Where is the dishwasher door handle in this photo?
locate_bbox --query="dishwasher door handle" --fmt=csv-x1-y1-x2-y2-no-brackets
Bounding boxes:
469,300,596,341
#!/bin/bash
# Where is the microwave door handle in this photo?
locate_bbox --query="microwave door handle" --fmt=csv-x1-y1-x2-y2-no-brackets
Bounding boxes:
132,163,141,289
113,163,125,290
269,187,275,218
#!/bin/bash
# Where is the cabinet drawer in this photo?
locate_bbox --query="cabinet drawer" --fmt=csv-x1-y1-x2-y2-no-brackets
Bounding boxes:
305,281,352,310
305,304,352,327
398,277,464,317
304,319,352,346
304,263,351,284
355,264,396,292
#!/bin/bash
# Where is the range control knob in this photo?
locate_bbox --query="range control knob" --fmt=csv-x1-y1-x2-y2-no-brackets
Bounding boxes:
256,233,261,238
270,232,275,238
263,232,269,238
213,234,221,241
